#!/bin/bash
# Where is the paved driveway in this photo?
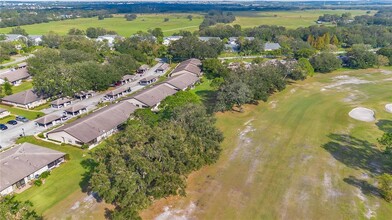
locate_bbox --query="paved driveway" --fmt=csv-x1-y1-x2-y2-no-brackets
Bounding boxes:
0,62,166,149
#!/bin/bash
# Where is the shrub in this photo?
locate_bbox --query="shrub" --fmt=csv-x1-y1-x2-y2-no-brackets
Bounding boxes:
64,153,70,160
34,179,42,187
81,144,89,150
40,171,50,179
37,133,44,138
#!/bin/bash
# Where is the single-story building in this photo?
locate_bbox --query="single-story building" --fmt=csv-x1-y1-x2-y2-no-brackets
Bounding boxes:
96,35,123,48
104,87,131,100
170,58,202,77
64,104,87,116
3,34,28,42
125,83,177,110
121,75,134,85
198,37,221,42
50,97,72,109
17,62,27,69
165,72,200,91
162,36,183,46
35,114,64,128
264,43,281,51
1,89,46,109
28,35,42,46
155,63,170,74
0,143,65,195
137,64,149,74
0,68,30,86
47,101,138,147
139,76,158,86
74,91,94,100
0,108,10,119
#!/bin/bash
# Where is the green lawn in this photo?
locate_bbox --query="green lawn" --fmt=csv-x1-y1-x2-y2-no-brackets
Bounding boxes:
14,137,90,215
11,81,33,94
0,10,373,37
142,68,392,219
0,13,204,37
0,104,44,120
233,10,375,29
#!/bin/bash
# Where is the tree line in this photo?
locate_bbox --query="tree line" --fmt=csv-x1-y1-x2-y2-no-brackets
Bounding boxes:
89,93,223,219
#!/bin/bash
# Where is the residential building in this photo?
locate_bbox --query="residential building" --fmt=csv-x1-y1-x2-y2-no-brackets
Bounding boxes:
1,89,46,109
47,101,138,147
170,58,202,77
74,91,94,100
198,37,221,42
165,72,200,91
139,76,158,86
64,104,87,116
96,35,123,48
125,83,177,110
0,143,65,195
50,97,72,109
121,75,134,85
0,68,30,86
3,34,28,42
35,114,64,128
104,86,131,101
0,108,10,119
28,35,42,46
162,36,183,46
137,64,149,74
155,63,170,74
264,42,281,51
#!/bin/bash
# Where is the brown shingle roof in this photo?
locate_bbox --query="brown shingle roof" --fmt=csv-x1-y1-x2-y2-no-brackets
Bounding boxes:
166,72,200,90
0,68,30,83
129,83,177,107
1,89,43,105
0,143,65,192
64,104,87,113
106,86,130,96
171,59,202,76
50,97,71,105
35,114,63,125
49,102,137,143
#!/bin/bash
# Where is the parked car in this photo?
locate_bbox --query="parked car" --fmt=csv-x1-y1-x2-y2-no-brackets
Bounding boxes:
15,116,29,122
7,120,17,125
0,124,8,130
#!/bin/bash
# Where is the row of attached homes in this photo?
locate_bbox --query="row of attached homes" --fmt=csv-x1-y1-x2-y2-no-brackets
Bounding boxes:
46,59,202,147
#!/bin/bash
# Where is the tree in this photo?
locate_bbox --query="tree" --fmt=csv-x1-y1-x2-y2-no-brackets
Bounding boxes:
0,195,41,220
310,53,342,73
148,28,163,39
160,91,200,118
202,58,229,79
187,15,193,21
41,32,62,48
124,14,137,21
290,58,315,80
377,47,392,65
377,55,390,68
164,18,170,22
347,44,377,69
331,35,339,46
9,27,28,36
215,73,253,111
378,174,392,202
3,79,12,95
378,132,392,155
68,28,85,36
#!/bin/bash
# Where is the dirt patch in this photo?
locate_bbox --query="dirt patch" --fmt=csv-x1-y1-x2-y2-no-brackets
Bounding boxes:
324,75,370,90
229,120,255,161
269,100,278,109
380,69,392,75
349,107,375,122
155,202,196,220
323,173,342,201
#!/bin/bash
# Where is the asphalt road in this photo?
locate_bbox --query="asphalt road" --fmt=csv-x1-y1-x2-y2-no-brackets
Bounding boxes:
0,62,165,149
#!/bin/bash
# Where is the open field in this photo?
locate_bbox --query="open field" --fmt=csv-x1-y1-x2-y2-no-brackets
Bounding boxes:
141,68,392,219
0,13,204,37
0,10,373,37
233,10,375,29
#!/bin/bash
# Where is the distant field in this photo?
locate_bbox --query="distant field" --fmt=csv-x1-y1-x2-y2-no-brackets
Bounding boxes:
233,10,375,29
0,10,374,37
0,13,204,37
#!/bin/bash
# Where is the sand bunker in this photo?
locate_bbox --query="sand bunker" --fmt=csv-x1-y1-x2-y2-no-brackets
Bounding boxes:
349,107,375,122
385,104,392,113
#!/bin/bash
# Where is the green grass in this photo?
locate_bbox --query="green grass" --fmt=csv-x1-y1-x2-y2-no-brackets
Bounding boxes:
0,104,44,120
14,136,90,215
0,115,13,124
142,68,392,219
11,81,33,94
0,13,204,37
0,10,373,37
233,10,375,29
